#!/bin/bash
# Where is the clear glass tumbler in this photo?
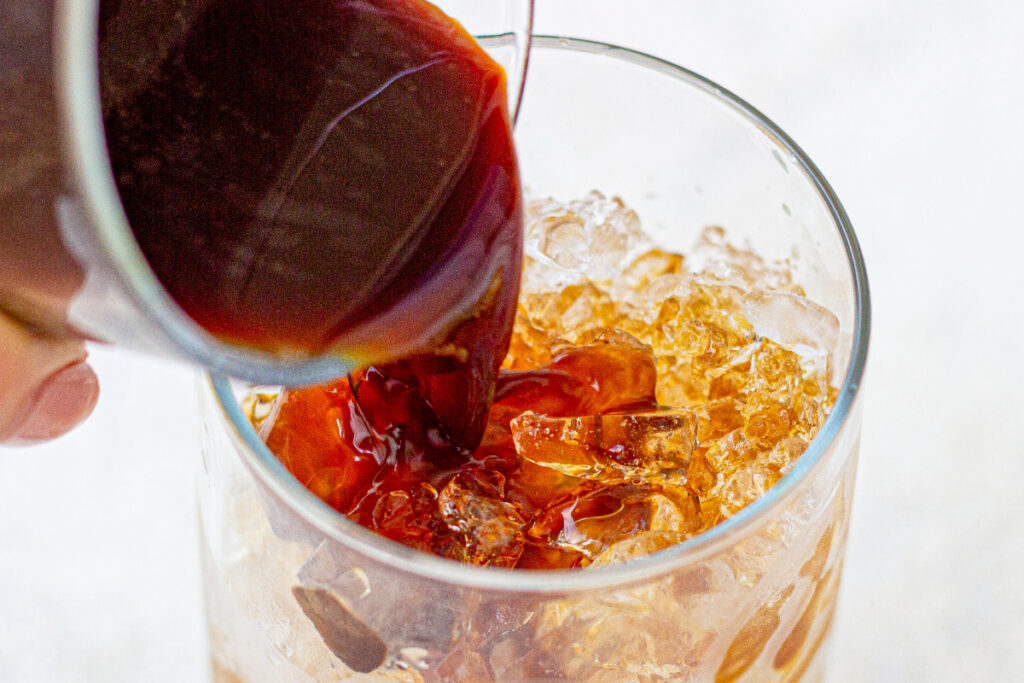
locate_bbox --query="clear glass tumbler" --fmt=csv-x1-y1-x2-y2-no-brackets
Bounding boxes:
197,36,869,682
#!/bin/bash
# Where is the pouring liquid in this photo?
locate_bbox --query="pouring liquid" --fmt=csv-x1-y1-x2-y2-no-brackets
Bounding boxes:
99,0,523,447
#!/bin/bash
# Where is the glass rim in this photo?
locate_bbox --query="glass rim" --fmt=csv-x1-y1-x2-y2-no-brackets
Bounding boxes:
208,35,871,595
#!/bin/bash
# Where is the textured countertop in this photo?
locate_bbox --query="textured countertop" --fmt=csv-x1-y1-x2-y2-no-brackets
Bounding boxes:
3,2,1022,680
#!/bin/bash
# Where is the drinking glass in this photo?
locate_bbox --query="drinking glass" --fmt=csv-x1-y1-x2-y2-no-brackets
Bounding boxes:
197,36,869,682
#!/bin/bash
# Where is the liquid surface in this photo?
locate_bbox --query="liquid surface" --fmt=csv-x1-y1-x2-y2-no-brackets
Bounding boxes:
100,0,523,445
250,194,840,569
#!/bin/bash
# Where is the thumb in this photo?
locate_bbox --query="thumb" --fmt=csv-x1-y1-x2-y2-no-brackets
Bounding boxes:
0,311,100,446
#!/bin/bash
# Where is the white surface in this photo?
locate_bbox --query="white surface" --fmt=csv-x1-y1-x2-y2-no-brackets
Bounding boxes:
3,2,1023,680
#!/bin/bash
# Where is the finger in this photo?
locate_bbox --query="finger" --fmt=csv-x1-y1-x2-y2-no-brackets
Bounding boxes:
0,311,100,445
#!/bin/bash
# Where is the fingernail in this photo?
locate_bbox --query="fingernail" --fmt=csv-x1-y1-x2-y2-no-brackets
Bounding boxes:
10,361,100,444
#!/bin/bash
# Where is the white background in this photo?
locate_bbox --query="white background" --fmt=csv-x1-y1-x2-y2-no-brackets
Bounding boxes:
3,2,1023,680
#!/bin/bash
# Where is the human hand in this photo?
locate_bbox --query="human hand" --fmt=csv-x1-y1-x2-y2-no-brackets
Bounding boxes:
0,311,99,446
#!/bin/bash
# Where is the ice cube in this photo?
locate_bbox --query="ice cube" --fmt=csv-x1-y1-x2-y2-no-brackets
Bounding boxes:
687,225,798,292
495,330,657,417
715,585,793,682
241,389,279,431
437,469,527,567
523,192,652,290
741,288,839,376
530,571,703,681
616,248,687,291
589,493,700,566
291,585,388,673
430,646,494,682
294,541,460,666
716,462,783,520
510,409,697,484
527,488,700,562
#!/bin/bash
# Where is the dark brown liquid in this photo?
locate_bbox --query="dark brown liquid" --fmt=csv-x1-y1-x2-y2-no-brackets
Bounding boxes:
99,0,523,446
259,333,662,569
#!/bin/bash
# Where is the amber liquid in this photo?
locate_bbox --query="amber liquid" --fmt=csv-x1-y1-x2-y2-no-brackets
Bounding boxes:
100,0,523,446
251,214,839,572
258,333,662,569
